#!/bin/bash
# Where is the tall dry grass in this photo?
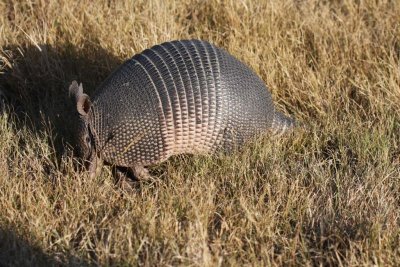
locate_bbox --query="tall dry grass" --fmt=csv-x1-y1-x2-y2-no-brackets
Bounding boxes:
0,0,399,266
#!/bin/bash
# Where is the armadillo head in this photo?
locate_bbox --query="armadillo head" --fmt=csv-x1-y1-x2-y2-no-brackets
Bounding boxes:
69,81,95,164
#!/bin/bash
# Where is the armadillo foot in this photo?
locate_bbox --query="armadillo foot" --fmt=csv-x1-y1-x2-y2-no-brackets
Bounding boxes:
88,155,103,179
112,167,137,191
131,165,153,181
113,165,154,188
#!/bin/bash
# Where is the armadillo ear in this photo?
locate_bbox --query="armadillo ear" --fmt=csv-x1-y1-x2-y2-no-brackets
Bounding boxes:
69,80,82,100
69,81,91,116
77,93,92,116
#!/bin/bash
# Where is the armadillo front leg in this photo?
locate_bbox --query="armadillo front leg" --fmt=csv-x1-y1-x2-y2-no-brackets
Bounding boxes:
88,155,103,179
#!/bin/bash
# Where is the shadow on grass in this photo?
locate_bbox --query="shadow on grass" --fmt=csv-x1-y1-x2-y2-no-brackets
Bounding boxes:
0,42,123,160
0,227,94,267
0,43,125,265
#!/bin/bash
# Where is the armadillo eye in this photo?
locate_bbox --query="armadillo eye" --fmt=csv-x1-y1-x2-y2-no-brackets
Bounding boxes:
86,136,91,146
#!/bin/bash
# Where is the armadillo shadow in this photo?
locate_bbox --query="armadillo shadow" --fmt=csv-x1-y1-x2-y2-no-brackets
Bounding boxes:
0,42,123,160
0,227,93,267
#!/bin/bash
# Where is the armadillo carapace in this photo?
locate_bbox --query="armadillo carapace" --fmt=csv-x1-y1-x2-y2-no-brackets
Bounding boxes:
69,39,295,179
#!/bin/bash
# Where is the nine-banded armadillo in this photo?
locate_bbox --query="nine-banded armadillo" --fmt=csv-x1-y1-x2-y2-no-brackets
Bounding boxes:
69,39,295,180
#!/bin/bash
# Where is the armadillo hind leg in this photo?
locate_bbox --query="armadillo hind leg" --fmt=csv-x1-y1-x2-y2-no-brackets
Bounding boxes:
113,165,153,186
112,167,135,190
131,165,152,181
271,111,296,135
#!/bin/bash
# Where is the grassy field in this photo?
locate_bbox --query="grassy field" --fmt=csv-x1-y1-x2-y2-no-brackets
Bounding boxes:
0,0,399,266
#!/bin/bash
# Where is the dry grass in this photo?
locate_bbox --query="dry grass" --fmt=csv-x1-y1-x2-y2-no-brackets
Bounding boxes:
0,0,400,266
